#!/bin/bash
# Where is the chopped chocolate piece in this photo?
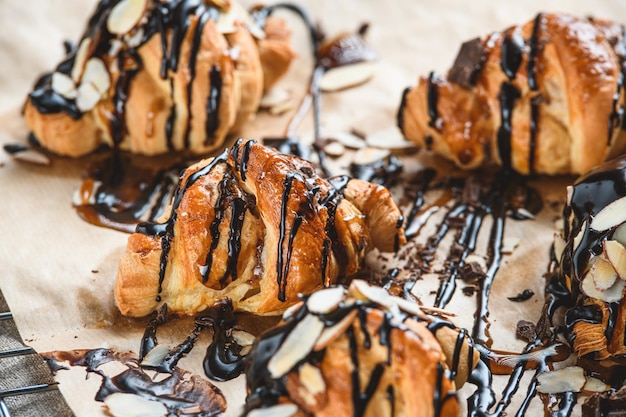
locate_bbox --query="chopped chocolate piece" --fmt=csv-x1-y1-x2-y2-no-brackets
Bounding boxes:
460,262,487,283
448,38,486,88
508,289,535,302
516,320,536,342
583,385,626,417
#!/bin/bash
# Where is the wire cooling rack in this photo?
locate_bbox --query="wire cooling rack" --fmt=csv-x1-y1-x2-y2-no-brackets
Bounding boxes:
0,296,74,417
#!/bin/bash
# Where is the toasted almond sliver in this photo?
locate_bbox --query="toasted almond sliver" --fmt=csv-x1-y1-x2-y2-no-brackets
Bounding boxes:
583,376,609,393
604,239,626,279
140,344,170,367
614,223,626,247
582,271,626,303
322,141,345,157
107,0,147,36
536,366,586,394
268,314,324,378
82,58,110,95
591,196,626,232
553,234,566,263
573,220,586,252
299,363,326,395
103,392,167,417
352,147,391,166
319,61,377,92
76,82,101,112
306,287,345,314
366,126,417,150
502,237,520,254
313,309,358,351
259,88,291,109
232,330,255,347
71,38,91,82
51,72,77,98
591,257,618,291
327,130,365,150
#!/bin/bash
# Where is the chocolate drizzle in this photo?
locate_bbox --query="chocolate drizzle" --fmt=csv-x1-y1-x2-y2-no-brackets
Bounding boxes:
427,71,440,128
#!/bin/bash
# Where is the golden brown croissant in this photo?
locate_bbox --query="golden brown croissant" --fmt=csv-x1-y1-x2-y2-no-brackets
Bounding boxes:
242,280,479,417
24,0,295,157
555,156,626,362
115,139,406,317
398,13,626,175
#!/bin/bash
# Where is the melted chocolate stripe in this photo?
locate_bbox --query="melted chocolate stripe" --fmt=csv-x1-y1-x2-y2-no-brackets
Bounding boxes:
526,13,543,91
201,171,229,284
497,82,521,170
427,71,439,128
501,29,524,80
397,86,411,134
219,197,246,287
205,66,222,142
277,173,295,302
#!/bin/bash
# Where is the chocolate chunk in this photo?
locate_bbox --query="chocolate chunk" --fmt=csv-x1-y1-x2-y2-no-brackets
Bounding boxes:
516,320,536,342
460,262,486,283
583,385,626,417
448,38,486,88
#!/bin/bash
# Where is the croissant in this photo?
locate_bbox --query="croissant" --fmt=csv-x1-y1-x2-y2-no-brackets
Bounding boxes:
556,155,626,362
115,139,406,317
243,280,479,417
398,13,626,175
23,0,295,157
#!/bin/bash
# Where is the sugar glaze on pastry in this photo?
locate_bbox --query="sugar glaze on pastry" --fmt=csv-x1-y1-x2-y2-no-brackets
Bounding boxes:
24,0,295,157
398,13,626,175
115,139,406,316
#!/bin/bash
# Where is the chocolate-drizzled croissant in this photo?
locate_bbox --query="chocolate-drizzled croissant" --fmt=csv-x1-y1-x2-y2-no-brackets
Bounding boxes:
243,280,479,417
24,0,295,157
115,140,406,316
556,156,626,362
398,13,626,175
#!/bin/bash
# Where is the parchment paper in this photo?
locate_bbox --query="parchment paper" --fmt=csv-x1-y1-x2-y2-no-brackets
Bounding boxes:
2,1,626,416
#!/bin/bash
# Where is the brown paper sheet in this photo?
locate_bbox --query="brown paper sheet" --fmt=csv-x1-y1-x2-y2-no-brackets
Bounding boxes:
2,0,626,416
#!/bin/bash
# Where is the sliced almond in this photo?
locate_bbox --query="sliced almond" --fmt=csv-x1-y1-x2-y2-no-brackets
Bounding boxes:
268,314,324,378
299,363,326,395
282,301,304,321
515,208,535,220
591,196,626,231
319,61,376,92
391,296,428,320
613,223,626,247
107,0,147,36
247,403,298,417
582,271,626,303
269,99,295,116
573,220,586,252
51,72,77,99
216,8,239,34
103,392,167,417
366,126,417,150
350,280,393,308
125,27,144,49
76,82,101,112
322,141,345,157
326,130,365,150
259,88,291,109
313,309,358,351
566,185,573,207
82,58,111,95
553,234,566,263
590,257,618,291
71,38,91,82
306,287,345,314
140,344,170,367
501,237,520,254
352,147,391,166
536,366,586,394
582,376,609,393
604,239,626,279
232,330,255,347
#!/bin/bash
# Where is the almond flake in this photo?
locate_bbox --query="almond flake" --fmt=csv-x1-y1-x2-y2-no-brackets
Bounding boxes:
76,82,101,112
71,38,91,82
501,237,520,254
553,234,566,263
326,130,365,150
566,185,573,206
604,240,626,279
282,301,304,321
352,147,391,166
82,58,110,95
299,363,326,395
590,257,618,291
319,61,376,92
313,309,358,351
7,147,51,166
107,0,147,36
590,196,626,232
140,344,170,367
536,366,586,394
216,9,239,34
259,88,291,109
391,296,428,320
247,403,298,417
582,376,609,393
613,223,626,246
125,27,144,49
582,270,626,303
269,99,295,115
268,314,324,378
51,72,77,99
306,287,345,314
322,141,345,157
366,126,417,150
103,392,167,417
232,330,255,347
